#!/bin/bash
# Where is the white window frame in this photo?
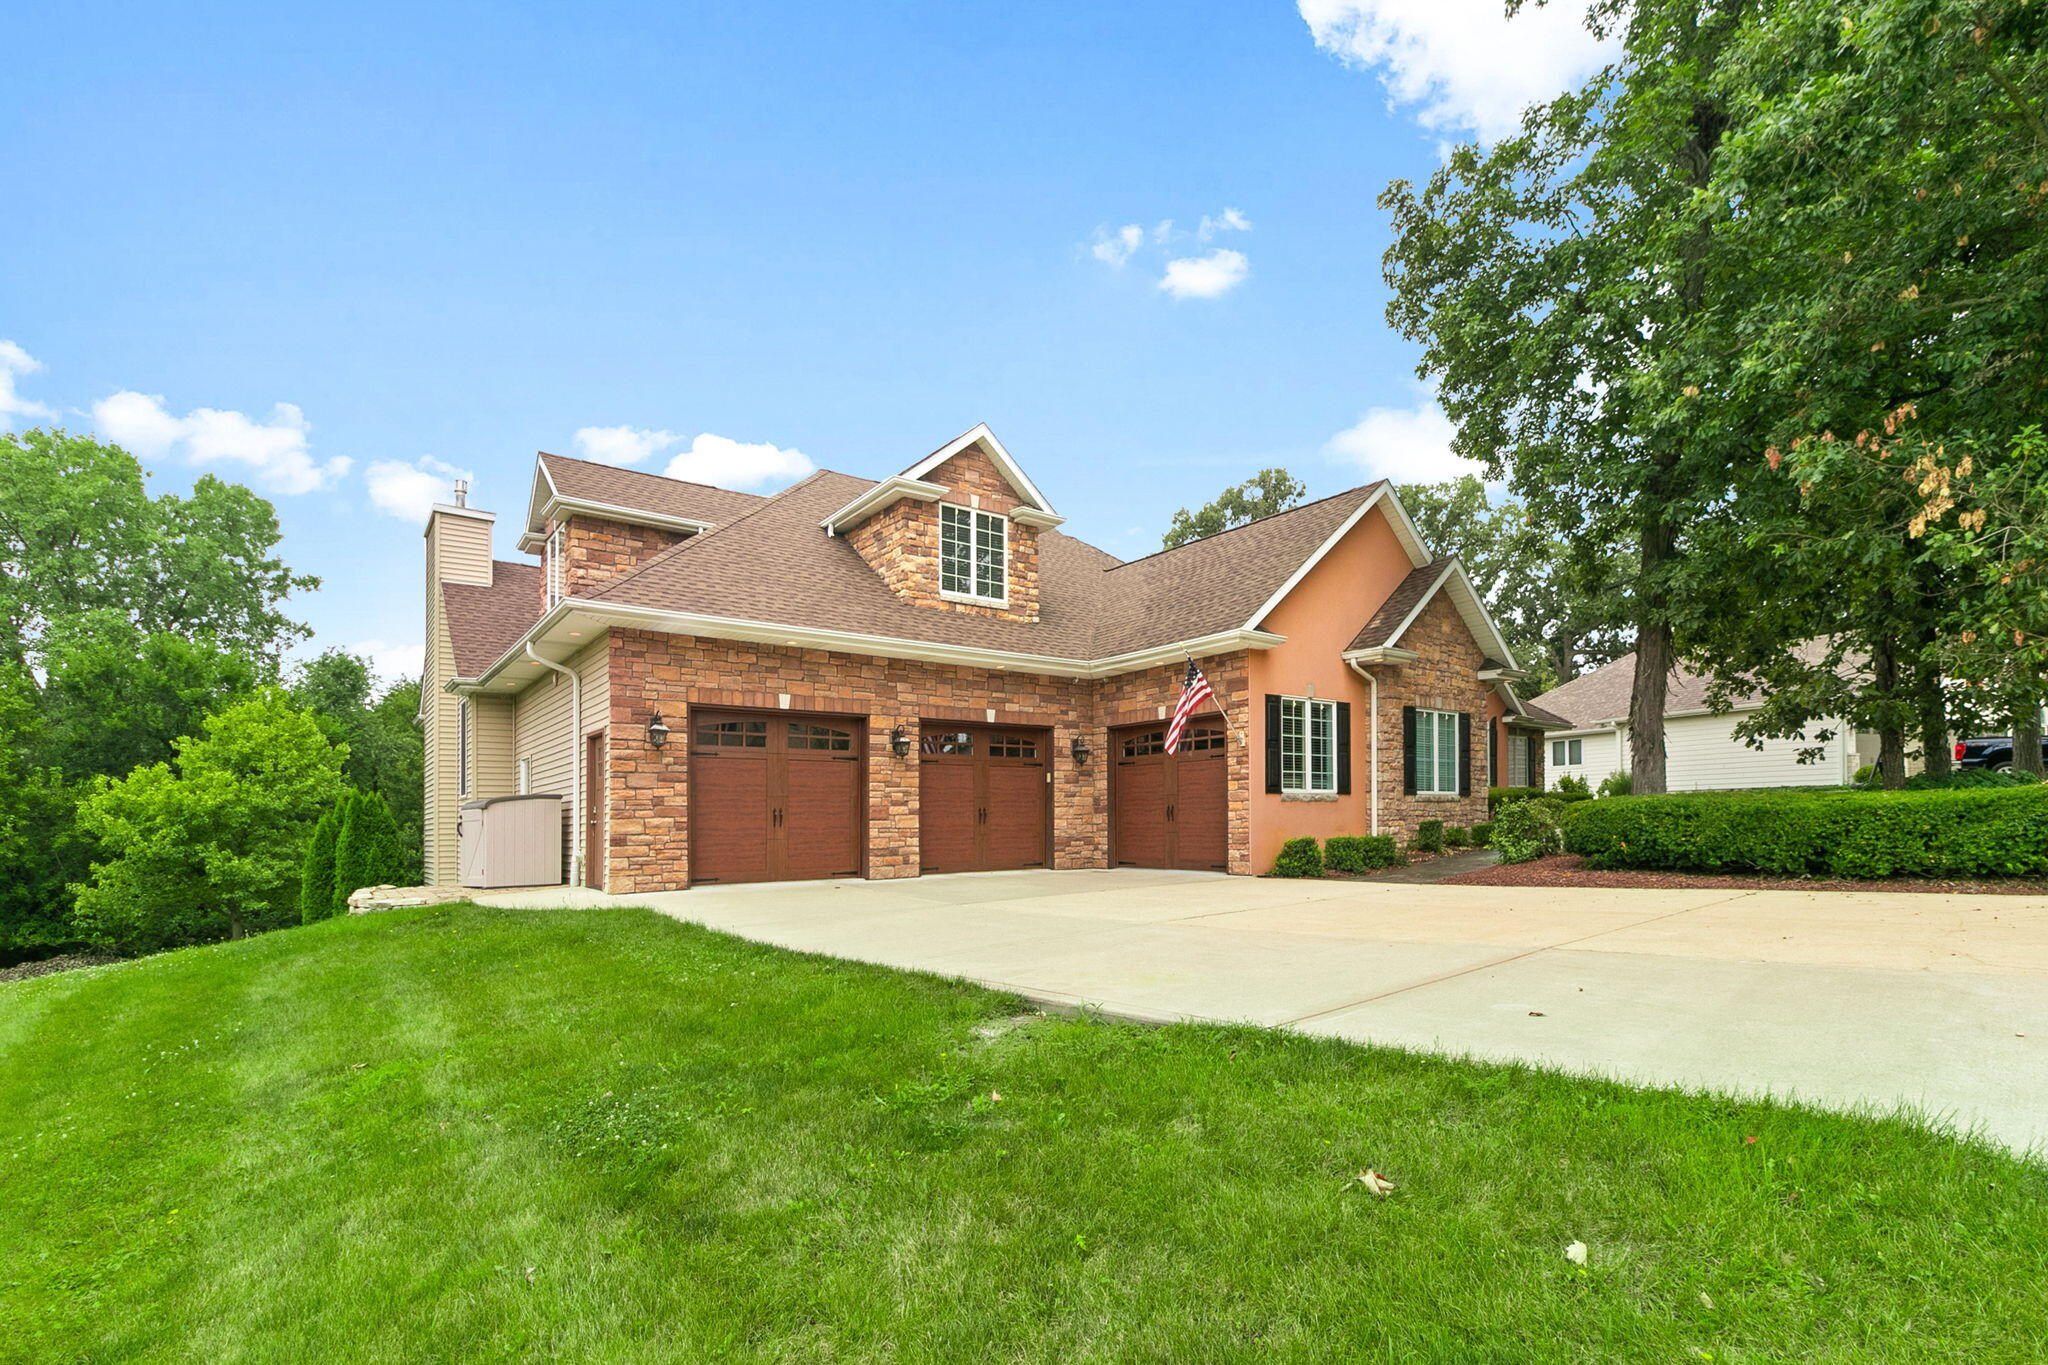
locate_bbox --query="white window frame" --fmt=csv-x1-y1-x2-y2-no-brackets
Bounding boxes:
457,699,471,797
1551,737,1583,767
545,524,566,608
516,757,532,794
1280,696,1337,794
1507,728,1530,786
1414,708,1460,795
938,503,1008,606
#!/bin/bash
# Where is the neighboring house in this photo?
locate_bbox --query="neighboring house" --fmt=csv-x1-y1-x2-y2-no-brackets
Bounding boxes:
423,425,1559,892
1526,651,1899,792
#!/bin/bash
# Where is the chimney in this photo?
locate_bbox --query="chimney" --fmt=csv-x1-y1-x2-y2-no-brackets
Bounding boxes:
453,478,470,507
425,488,495,590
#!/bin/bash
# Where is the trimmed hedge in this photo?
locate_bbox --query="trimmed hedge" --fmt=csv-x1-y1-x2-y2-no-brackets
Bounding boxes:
1471,820,1495,847
1563,786,2048,879
1269,837,1324,878
1326,835,1405,872
1413,819,1446,853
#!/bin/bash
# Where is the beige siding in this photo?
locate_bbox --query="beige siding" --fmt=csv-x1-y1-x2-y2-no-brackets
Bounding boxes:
472,696,517,798
421,504,497,884
510,635,609,884
1566,713,1854,794
1546,729,1624,792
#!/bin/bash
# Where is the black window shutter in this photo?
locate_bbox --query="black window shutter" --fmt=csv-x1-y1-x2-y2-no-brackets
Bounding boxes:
1402,706,1417,796
1487,719,1499,789
1458,712,1473,797
1264,695,1282,793
1528,735,1540,784
1335,702,1351,795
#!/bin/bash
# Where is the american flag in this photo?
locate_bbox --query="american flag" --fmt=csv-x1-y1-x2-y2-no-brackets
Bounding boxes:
1164,657,1215,754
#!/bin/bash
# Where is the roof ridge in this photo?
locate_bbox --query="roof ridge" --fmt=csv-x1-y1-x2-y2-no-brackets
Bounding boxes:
537,449,770,503
1102,480,1385,574
582,468,841,605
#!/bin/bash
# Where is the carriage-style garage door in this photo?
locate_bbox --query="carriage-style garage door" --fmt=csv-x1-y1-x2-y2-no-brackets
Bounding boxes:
1110,721,1228,871
688,709,864,885
918,725,1051,874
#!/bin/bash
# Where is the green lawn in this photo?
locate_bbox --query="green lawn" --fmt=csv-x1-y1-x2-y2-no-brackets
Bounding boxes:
4,906,2043,1363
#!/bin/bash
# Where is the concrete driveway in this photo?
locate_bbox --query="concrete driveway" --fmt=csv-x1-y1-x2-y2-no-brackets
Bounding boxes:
489,868,2048,1153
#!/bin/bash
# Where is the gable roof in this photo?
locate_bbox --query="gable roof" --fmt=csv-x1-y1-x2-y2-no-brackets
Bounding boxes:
1344,554,1519,670
1527,641,1850,730
899,423,1057,515
443,562,542,677
525,451,767,543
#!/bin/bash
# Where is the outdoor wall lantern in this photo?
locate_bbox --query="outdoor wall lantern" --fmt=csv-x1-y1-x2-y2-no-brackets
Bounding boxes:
1069,734,1092,765
890,724,912,759
645,713,671,748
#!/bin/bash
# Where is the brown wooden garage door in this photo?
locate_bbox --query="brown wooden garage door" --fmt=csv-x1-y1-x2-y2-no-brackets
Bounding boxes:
919,725,1050,874
689,709,864,885
1111,721,1228,871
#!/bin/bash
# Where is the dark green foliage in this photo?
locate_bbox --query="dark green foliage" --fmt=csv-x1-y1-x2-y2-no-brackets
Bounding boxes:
300,805,342,925
1492,798,1567,865
1268,837,1324,879
1597,772,1633,798
1488,786,1540,813
1413,820,1446,854
1564,788,2048,879
1443,824,1470,848
1471,821,1496,848
1904,769,2042,792
1162,469,1307,549
332,789,411,912
1324,835,1405,873
1554,774,1591,798
291,653,425,871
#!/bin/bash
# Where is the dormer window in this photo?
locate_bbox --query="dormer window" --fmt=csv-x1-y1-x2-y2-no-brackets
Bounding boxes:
545,524,565,607
940,504,1007,604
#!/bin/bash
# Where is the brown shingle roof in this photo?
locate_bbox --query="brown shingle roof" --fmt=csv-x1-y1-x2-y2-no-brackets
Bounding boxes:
444,562,542,676
578,473,1389,663
1347,557,1453,651
535,451,767,528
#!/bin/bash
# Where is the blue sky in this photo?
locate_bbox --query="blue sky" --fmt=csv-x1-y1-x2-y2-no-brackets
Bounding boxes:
1,2,1606,682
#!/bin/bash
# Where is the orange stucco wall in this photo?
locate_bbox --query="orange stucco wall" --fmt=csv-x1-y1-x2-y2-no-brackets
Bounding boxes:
1245,504,1413,870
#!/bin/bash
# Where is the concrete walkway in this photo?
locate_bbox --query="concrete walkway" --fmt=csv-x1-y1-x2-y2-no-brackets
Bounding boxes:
482,869,2048,1154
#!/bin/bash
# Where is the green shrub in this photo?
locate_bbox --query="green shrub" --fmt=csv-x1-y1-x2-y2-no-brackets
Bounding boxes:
1597,771,1633,798
1554,773,1591,797
1325,835,1405,872
1853,764,1877,786
332,789,412,914
1269,837,1324,878
1905,767,2042,790
1471,820,1495,847
1563,786,2048,879
300,805,342,924
1444,824,1470,848
1492,796,1566,864
1488,786,1540,813
1413,819,1446,853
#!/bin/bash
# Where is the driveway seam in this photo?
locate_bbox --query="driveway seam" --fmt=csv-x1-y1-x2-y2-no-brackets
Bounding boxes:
1273,890,1763,1026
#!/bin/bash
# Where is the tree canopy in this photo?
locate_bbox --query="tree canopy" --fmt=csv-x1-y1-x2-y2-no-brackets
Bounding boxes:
1162,469,1308,548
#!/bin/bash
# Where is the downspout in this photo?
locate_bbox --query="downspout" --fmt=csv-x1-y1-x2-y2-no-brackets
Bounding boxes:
1346,658,1381,836
525,642,582,886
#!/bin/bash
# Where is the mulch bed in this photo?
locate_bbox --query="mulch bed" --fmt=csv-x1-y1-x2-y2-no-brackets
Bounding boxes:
0,954,124,984
1442,853,2048,897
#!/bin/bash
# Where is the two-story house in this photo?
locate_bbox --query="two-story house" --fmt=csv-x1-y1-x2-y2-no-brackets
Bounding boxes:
423,425,1556,891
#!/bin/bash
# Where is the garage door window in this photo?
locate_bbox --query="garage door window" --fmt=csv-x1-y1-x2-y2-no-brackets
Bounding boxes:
698,718,768,747
789,723,853,751
989,734,1038,758
922,730,973,755
1280,697,1336,793
1414,709,1459,794
1551,738,1583,766
1123,730,1166,757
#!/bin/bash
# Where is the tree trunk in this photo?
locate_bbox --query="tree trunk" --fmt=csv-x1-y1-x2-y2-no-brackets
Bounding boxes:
2015,703,2045,778
1630,620,1673,795
1914,654,1952,782
1873,635,1908,789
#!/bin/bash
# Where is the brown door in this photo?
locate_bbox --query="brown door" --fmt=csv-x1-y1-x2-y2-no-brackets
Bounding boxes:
583,734,605,888
1110,721,1229,871
919,725,1050,873
689,710,864,885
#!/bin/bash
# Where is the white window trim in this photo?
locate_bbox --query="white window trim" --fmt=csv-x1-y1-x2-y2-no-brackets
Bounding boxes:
938,503,1009,606
516,757,532,794
1551,738,1583,767
1414,707,1460,795
545,524,566,608
1280,695,1337,794
457,698,471,797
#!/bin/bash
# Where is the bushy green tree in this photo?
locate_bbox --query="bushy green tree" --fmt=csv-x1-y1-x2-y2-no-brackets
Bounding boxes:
32,613,259,778
72,691,347,953
300,804,342,925
332,790,411,914
290,652,425,872
1163,469,1308,549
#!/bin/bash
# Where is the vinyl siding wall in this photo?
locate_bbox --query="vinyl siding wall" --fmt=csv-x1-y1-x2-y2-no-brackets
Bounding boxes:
509,635,609,884
1546,712,1855,793
421,505,497,884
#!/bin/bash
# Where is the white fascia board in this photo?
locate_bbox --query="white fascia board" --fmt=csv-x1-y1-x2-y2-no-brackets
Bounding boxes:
818,476,948,535
1241,484,1393,631
1009,507,1066,530
522,461,562,536
900,424,1059,517
1340,646,1421,666
1478,665,1528,682
543,495,716,537
1370,484,1438,570
1370,558,1520,674
468,601,1285,690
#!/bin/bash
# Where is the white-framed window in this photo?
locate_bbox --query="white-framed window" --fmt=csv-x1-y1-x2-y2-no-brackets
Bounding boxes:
1414,708,1460,795
1508,729,1530,786
1280,696,1337,793
457,699,471,796
516,757,532,794
939,504,1007,604
545,524,566,607
1551,738,1583,766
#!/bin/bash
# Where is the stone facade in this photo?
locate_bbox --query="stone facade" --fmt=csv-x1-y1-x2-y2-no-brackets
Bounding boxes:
600,630,1254,894
1370,592,1495,836
541,515,689,610
842,444,1042,623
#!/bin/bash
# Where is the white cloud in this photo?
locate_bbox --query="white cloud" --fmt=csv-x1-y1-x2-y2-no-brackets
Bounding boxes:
1298,0,1615,142
365,455,474,522
348,638,426,686
1324,393,1483,482
1158,248,1250,301
1090,224,1145,268
1198,207,1253,240
573,424,680,466
662,433,813,489
90,390,349,494
0,341,56,426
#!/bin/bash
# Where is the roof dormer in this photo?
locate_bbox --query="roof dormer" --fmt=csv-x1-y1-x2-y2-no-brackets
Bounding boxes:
823,424,1062,623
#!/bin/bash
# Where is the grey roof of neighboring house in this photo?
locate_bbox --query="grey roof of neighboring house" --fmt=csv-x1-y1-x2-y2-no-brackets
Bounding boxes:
535,450,768,527
1527,640,1853,730
443,562,542,677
